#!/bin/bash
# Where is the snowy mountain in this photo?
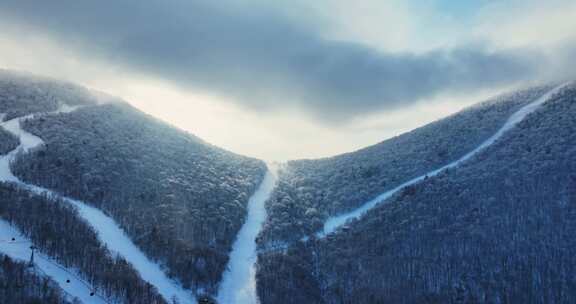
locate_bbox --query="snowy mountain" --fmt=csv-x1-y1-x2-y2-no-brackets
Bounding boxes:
1,69,574,304
0,70,265,303
258,84,557,244
257,83,576,303
11,100,267,297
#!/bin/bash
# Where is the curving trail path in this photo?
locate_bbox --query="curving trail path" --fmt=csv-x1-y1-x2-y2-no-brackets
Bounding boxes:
1,83,566,303
217,163,279,304
319,83,569,237
0,105,196,304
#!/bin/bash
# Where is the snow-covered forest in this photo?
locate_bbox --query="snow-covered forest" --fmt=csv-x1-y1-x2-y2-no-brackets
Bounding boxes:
0,253,71,304
259,85,555,244
0,127,18,155
256,84,576,303
0,70,99,119
11,101,266,298
0,183,166,303
0,69,100,155
0,104,195,303
1,70,575,304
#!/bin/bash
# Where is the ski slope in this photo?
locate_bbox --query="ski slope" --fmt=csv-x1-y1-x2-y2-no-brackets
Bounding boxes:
0,219,107,304
0,105,197,304
319,83,569,238
217,163,279,304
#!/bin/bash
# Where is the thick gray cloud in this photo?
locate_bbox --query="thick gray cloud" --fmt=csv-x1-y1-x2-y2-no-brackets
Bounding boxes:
0,0,546,122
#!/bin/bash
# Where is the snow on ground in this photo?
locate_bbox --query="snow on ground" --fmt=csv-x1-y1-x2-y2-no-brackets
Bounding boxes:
319,83,569,238
19,183,197,304
0,105,197,304
0,112,47,182
0,219,107,304
3,114,44,151
217,163,279,304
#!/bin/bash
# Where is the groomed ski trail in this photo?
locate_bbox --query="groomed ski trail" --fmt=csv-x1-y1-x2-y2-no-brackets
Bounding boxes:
0,219,108,303
216,163,279,304
0,106,196,304
319,83,569,238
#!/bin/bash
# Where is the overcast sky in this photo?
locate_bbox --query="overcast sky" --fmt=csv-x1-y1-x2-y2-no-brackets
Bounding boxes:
0,0,574,160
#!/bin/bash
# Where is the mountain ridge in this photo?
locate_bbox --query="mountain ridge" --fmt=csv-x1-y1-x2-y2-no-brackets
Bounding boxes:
0,70,574,303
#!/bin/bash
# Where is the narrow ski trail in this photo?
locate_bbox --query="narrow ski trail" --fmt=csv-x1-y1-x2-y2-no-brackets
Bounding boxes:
0,106,196,304
217,163,279,304
319,83,569,238
0,219,108,303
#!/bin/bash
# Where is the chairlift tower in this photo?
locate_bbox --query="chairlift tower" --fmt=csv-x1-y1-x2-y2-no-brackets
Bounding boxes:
28,245,37,267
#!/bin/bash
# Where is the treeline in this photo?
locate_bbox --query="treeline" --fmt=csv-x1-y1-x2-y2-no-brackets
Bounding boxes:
0,69,98,120
12,102,267,296
0,253,73,304
0,128,18,155
0,183,166,304
259,85,555,244
257,85,576,303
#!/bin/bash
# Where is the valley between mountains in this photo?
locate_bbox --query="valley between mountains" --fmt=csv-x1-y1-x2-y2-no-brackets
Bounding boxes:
0,70,575,304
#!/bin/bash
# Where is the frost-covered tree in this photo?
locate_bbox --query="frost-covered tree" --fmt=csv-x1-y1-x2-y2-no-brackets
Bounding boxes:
0,69,100,119
0,128,18,155
0,253,71,304
11,101,266,296
259,85,556,244
0,183,166,304
257,84,576,304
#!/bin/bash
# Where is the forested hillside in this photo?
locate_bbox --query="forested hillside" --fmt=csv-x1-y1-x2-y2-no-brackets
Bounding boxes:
0,70,99,119
0,254,72,304
0,128,18,155
0,183,166,303
11,102,267,297
257,84,576,303
3,69,573,304
260,85,555,244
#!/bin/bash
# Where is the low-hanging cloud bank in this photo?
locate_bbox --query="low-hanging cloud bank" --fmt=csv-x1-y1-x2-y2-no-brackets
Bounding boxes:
0,0,569,122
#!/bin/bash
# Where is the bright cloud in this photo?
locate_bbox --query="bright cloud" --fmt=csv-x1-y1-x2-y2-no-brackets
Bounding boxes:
0,0,573,160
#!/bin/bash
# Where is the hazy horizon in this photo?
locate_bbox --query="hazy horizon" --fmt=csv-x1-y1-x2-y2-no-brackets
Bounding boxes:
1,0,574,160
